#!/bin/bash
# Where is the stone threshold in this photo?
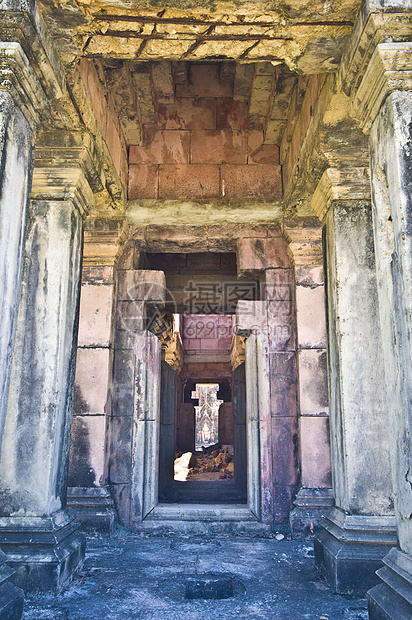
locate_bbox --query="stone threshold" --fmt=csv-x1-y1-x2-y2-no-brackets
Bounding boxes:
139,504,271,534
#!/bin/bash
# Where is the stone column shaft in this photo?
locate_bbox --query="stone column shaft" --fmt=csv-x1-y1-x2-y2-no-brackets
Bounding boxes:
111,269,165,527
0,146,97,591
353,40,412,618
312,170,396,595
285,220,333,539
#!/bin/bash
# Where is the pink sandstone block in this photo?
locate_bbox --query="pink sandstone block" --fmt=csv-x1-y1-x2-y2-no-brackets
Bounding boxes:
296,284,327,348
248,144,280,164
269,352,298,418
78,283,114,347
117,270,166,302
221,164,282,199
262,269,294,301
191,130,247,164
176,64,232,98
116,300,146,332
157,98,217,130
299,416,332,488
298,348,329,416
158,164,220,199
247,130,264,155
129,131,190,164
74,348,111,415
271,416,299,485
69,414,107,486
128,165,158,199
217,98,249,131
237,237,291,275
267,300,296,352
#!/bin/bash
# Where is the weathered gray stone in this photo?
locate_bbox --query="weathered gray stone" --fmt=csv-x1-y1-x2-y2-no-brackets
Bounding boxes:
368,87,412,616
0,198,85,590
316,199,395,594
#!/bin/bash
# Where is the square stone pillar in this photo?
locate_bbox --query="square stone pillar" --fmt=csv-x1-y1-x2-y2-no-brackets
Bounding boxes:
67,220,126,534
0,135,99,591
111,269,165,527
311,169,396,595
285,219,333,539
351,39,412,617
0,31,63,614
237,233,298,525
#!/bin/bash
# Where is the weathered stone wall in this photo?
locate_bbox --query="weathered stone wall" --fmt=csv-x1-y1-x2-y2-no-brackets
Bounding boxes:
128,63,282,200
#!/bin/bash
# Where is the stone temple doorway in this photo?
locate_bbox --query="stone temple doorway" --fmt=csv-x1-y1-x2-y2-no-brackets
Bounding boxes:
69,225,331,534
157,312,248,505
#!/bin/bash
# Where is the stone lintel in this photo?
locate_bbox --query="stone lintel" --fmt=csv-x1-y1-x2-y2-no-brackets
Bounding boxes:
283,217,323,266
0,42,49,126
351,42,412,133
31,167,94,218
367,547,412,618
311,167,371,221
315,506,398,595
83,218,128,267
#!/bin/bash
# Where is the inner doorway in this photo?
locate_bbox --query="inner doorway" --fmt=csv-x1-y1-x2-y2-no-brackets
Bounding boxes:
158,312,248,504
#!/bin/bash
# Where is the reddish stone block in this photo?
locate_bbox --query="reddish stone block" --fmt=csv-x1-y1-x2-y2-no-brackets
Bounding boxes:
183,338,201,350
200,338,219,351
262,269,294,301
78,283,114,347
273,484,295,524
129,131,190,164
296,284,327,348
128,165,158,200
300,416,332,488
176,64,232,98
116,300,146,332
248,144,280,164
191,130,247,164
298,348,329,416
217,98,249,131
247,130,264,155
158,164,220,199
74,348,111,415
269,352,298,417
267,300,296,351
157,98,217,130
221,164,282,199
271,416,299,485
237,237,291,275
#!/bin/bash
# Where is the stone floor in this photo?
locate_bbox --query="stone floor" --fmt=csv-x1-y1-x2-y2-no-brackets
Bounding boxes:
23,529,369,619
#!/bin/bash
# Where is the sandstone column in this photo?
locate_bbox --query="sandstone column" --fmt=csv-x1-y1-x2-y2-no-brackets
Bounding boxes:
0,35,58,614
351,40,412,617
0,133,98,591
237,232,298,525
312,168,396,595
111,268,165,527
67,219,126,533
285,219,333,539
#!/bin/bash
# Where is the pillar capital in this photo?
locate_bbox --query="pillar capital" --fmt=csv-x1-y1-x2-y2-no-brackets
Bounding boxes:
0,41,49,126
31,131,107,217
283,217,323,266
351,42,412,133
83,218,128,267
311,167,371,222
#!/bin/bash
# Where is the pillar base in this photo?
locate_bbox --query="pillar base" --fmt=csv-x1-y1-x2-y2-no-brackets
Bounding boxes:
0,509,85,592
66,486,117,535
314,507,397,595
0,550,24,619
367,547,412,619
289,487,334,539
